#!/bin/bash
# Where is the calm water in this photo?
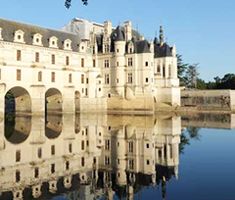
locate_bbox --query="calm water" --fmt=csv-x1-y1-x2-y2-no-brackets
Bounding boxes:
0,113,235,200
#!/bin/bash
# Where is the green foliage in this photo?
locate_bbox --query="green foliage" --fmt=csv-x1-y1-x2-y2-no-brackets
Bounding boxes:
65,0,88,8
197,73,235,90
184,64,199,88
177,54,189,86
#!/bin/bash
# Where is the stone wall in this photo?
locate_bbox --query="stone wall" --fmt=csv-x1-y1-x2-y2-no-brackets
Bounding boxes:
181,90,235,111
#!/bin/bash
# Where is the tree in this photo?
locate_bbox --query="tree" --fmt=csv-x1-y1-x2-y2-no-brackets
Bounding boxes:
65,0,88,8
185,64,199,88
177,54,188,86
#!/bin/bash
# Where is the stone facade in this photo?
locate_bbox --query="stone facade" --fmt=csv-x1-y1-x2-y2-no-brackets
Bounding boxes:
0,18,180,116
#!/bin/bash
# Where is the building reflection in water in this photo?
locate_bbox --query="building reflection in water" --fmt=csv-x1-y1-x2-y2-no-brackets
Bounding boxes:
0,113,181,200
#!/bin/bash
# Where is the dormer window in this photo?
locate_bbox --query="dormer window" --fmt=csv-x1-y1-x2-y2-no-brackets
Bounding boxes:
0,27,2,40
128,42,134,54
49,36,58,48
14,30,25,43
79,41,86,52
33,33,42,46
64,39,72,50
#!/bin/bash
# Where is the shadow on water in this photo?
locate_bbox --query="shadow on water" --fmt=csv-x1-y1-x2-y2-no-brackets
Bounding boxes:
4,113,31,144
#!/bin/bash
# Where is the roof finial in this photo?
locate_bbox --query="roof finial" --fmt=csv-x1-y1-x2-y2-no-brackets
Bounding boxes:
159,25,164,46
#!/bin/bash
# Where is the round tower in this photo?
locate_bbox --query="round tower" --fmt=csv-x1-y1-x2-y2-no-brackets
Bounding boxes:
113,26,126,97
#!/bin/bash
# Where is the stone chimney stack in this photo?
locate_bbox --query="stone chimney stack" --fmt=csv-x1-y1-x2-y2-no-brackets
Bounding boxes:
124,21,132,41
104,21,112,36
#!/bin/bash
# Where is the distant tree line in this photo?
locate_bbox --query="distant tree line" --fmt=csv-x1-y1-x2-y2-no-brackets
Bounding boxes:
177,54,235,90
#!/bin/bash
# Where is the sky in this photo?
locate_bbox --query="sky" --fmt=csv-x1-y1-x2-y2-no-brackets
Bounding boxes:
0,0,235,81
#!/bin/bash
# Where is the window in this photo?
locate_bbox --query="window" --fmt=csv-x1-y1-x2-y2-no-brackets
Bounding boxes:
64,39,72,50
34,168,39,178
117,61,119,66
128,73,133,83
33,33,42,46
145,61,148,67
105,140,110,150
16,69,21,81
105,156,110,165
38,71,42,82
81,74,84,84
81,58,84,67
69,73,72,83
16,171,20,182
129,159,134,170
104,60,109,68
146,160,150,165
38,148,42,158
81,157,85,167
51,164,55,173
157,65,161,73
86,78,89,84
85,88,88,96
146,143,149,148
104,44,109,53
35,52,40,62
16,150,21,162
66,161,70,170
128,142,133,153
51,72,55,82
163,65,166,77
145,77,149,83
105,74,109,84
69,143,72,153
14,30,24,43
49,36,58,48
86,140,89,147
117,49,119,53
128,58,133,66
51,145,55,155
93,59,96,67
16,50,21,61
66,56,69,66
51,54,55,64
81,140,85,150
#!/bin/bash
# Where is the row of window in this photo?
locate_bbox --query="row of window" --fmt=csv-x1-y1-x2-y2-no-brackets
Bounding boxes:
104,73,150,84
103,58,149,68
16,50,86,67
14,69,73,83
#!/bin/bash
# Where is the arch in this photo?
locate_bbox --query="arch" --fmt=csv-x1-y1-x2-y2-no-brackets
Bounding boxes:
75,91,81,113
4,115,31,144
45,88,63,114
5,86,31,114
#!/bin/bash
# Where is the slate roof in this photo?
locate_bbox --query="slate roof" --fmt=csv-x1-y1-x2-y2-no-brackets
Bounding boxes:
0,18,80,51
96,25,151,54
154,37,173,58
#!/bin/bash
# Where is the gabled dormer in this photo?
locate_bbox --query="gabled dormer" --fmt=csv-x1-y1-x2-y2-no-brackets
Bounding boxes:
14,30,25,43
127,41,134,54
79,41,86,52
33,33,43,46
49,36,58,48
63,39,72,50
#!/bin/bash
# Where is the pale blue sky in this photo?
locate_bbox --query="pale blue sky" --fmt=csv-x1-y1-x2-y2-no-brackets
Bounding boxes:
0,0,234,81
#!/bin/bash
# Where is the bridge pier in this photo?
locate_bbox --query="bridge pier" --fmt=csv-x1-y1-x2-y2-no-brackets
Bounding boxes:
63,87,75,114
31,86,46,116
0,84,6,117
